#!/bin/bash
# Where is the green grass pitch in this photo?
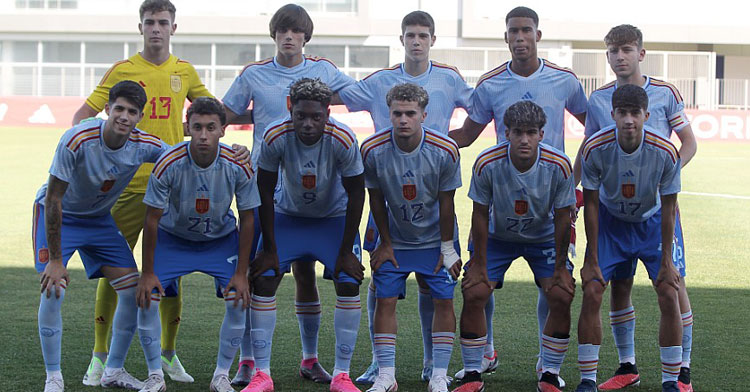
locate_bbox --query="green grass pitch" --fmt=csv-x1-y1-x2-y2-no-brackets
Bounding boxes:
1,127,748,391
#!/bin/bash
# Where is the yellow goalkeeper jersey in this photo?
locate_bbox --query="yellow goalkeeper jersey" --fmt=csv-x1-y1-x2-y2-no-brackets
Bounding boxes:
85,53,213,193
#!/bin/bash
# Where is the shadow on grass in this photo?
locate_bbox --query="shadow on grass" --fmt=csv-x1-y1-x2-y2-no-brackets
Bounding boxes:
1,267,745,391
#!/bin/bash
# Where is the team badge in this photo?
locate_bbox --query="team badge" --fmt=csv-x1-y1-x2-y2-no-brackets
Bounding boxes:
302,174,316,189
38,248,49,263
514,200,529,215
621,183,636,199
170,74,182,93
402,184,417,201
100,179,115,193
195,198,210,214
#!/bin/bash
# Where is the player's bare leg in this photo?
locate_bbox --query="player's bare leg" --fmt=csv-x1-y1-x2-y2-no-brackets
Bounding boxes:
293,261,330,383
453,281,494,392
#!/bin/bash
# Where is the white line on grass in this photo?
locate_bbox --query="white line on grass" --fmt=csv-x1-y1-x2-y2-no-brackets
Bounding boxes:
682,191,750,200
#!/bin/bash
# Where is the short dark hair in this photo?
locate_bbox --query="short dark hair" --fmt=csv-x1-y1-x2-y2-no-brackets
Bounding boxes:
289,78,333,108
604,24,643,49
270,4,314,43
612,84,649,110
139,0,176,22
109,80,147,111
401,11,435,36
505,6,539,27
386,83,429,109
503,100,546,130
186,97,227,126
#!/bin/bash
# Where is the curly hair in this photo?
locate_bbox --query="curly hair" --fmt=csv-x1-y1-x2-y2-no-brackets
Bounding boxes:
502,100,547,130
289,78,333,107
386,83,429,109
604,24,643,49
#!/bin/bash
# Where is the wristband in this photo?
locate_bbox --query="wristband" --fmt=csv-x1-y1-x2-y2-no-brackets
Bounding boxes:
440,240,460,269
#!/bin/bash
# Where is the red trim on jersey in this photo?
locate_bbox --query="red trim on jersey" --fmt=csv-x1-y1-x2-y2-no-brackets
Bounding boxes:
324,130,351,149
305,55,338,68
544,60,579,79
540,157,570,179
361,64,401,81
649,78,684,104
476,63,509,88
267,129,294,146
219,149,254,179
240,58,274,74
425,139,457,162
594,81,616,92
432,61,465,79
540,147,573,172
644,141,678,165
475,154,507,176
327,122,356,145
154,152,188,179
361,138,391,163
65,126,101,148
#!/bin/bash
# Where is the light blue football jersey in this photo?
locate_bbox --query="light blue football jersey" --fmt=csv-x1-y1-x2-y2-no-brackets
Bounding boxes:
584,76,690,138
581,126,681,223
36,118,169,217
468,142,575,243
361,127,462,249
143,142,261,242
222,56,355,165
469,59,587,152
338,61,473,133
257,116,363,218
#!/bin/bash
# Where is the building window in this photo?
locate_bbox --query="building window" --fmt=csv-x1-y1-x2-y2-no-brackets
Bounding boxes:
43,42,80,63
11,41,38,62
85,42,124,64
349,46,389,68
16,0,76,8
216,44,256,66
305,45,345,66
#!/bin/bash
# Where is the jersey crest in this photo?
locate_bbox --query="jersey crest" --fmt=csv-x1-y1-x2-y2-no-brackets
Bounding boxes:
38,248,49,263
402,184,417,201
100,179,115,193
170,74,182,93
195,197,210,214
302,174,316,190
514,200,529,215
621,183,636,199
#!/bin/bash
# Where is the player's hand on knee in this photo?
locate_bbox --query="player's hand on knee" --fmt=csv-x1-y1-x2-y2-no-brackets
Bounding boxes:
225,273,251,309
579,262,605,291
335,252,365,283
550,266,576,297
231,143,251,165
655,261,680,291
40,262,69,298
136,272,163,309
461,258,490,291
250,251,280,280
370,242,398,272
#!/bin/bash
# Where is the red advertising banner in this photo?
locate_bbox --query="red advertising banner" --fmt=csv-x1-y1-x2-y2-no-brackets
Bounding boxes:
2,96,749,142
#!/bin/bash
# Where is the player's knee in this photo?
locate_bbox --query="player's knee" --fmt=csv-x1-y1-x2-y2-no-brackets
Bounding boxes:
335,282,360,297
253,276,279,297
546,287,573,309
582,283,605,305
433,298,455,313
462,285,491,306
655,283,679,303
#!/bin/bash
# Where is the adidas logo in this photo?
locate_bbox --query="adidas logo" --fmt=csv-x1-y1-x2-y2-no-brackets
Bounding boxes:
622,170,635,177
107,166,119,175
402,170,415,178
197,184,209,192
519,187,528,197
95,316,106,324
303,161,316,169
521,91,534,100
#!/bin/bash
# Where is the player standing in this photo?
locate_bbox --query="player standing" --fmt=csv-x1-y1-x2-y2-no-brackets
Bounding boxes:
574,25,697,391
576,84,683,392
222,5,356,385
448,6,586,384
452,101,576,392
335,10,472,384
34,81,168,392
360,83,462,392
135,97,260,392
72,0,215,384
241,78,365,392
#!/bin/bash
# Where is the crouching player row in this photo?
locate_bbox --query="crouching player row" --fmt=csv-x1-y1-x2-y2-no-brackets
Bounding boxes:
135,96,260,392
452,101,576,392
359,83,463,392
575,84,683,392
